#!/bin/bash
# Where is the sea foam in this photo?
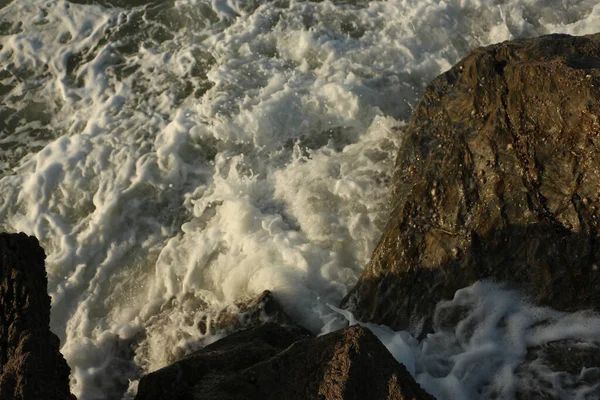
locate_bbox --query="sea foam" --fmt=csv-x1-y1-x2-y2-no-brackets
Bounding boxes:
326,282,600,399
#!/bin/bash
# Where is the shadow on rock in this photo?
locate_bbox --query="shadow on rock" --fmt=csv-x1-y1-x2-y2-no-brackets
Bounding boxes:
0,232,76,400
135,324,434,400
342,33,600,338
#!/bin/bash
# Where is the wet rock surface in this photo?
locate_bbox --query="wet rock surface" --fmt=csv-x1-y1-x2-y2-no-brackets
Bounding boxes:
516,339,600,399
135,323,311,400
198,290,302,337
135,324,434,400
0,232,75,400
140,289,306,367
342,33,600,337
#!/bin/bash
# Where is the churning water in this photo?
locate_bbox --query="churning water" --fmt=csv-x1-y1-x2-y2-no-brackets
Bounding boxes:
1,0,600,398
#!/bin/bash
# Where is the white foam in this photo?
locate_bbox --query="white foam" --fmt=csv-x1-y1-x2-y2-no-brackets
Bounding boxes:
1,0,599,398
325,282,600,399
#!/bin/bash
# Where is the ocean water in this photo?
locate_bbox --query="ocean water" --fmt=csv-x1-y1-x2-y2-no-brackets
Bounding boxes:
1,0,600,398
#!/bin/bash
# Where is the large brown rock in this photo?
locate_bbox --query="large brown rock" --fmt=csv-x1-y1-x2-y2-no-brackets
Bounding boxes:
342,33,600,336
0,232,75,400
135,324,434,400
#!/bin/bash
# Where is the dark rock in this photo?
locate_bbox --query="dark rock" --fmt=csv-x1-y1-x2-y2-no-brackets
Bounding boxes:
198,290,302,337
135,323,312,400
342,33,600,337
0,232,75,400
211,325,435,400
516,339,600,399
136,324,434,400
144,290,306,366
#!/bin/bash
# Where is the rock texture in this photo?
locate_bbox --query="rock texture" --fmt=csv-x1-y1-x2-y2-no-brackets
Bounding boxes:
135,323,310,400
342,33,600,336
141,290,306,367
0,232,75,400
135,324,433,400
198,290,302,337
516,339,600,398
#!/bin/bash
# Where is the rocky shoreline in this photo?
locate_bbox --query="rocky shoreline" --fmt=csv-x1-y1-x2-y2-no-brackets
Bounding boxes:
2,32,600,399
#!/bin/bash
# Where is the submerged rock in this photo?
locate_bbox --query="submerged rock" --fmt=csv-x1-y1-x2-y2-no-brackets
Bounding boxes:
517,339,600,399
198,290,302,337
135,324,433,400
342,33,600,336
139,289,306,367
0,232,75,400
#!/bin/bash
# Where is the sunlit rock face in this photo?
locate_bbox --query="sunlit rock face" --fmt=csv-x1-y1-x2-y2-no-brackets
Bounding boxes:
343,33,600,337
0,232,75,400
